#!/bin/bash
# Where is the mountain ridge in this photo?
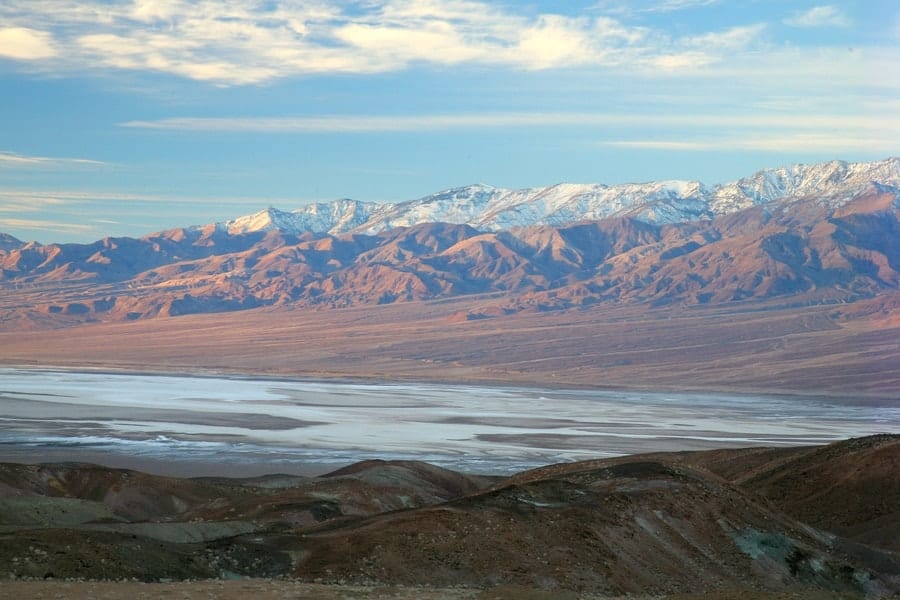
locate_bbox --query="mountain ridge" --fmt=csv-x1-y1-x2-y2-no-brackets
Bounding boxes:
1,157,899,329
220,157,900,237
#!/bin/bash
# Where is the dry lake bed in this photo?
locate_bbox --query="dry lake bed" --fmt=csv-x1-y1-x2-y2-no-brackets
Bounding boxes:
1,368,897,476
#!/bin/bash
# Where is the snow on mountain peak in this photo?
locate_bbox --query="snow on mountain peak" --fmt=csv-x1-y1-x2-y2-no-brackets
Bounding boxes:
216,158,900,237
225,207,286,234
709,157,900,214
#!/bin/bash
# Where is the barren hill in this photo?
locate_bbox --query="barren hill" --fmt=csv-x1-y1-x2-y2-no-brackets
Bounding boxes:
689,435,900,553
1,437,898,596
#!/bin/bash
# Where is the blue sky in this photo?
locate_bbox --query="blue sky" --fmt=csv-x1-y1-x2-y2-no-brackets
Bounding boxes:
1,0,898,243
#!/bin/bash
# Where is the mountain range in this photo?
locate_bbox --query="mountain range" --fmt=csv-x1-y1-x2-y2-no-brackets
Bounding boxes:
1,157,898,327
223,157,900,235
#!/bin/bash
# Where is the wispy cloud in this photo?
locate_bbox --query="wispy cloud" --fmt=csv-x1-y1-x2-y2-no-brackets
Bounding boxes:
121,113,619,132
0,217,98,235
119,111,900,135
682,24,766,51
119,109,900,157
784,5,850,28
0,151,108,168
0,189,317,208
601,134,899,153
590,0,719,15
642,0,719,13
0,0,764,84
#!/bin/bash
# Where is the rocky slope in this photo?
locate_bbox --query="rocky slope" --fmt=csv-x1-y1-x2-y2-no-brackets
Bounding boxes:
690,435,900,553
1,437,898,596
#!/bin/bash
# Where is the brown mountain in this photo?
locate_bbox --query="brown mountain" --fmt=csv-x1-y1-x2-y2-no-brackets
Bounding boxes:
1,187,898,329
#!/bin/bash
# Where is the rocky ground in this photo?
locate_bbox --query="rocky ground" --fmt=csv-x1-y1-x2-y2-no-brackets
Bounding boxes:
0,580,876,600
1,436,898,598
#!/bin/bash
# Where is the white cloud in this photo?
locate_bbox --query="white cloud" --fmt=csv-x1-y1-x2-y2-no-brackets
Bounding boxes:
647,24,766,71
0,217,98,234
0,151,108,168
380,0,498,20
784,5,850,28
683,24,766,51
513,15,595,69
601,133,899,153
0,27,58,60
650,0,719,12
121,113,616,132
0,1,883,90
333,21,487,67
119,111,900,136
130,0,184,23
649,51,716,70
595,17,648,45
120,108,900,162
0,0,762,83
0,189,309,207
590,0,718,15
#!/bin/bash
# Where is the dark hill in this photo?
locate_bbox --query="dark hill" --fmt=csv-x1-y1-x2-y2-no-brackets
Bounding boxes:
1,438,897,595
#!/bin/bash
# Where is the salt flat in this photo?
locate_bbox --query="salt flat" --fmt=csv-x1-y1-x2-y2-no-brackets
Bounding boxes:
1,368,896,476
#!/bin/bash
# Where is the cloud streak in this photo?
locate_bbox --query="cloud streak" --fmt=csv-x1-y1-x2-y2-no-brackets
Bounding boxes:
590,0,719,15
0,217,98,235
602,134,900,153
119,111,900,136
0,189,320,208
784,5,850,28
640,0,720,13
0,151,108,168
122,113,622,132
118,110,900,156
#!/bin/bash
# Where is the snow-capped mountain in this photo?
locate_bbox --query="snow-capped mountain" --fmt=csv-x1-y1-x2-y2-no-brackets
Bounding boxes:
4,156,899,326
710,158,900,213
224,199,383,235
213,158,900,236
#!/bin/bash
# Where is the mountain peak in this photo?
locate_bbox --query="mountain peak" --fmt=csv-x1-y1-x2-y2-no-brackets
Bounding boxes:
212,157,900,238
708,157,900,214
0,233,25,252
224,206,292,234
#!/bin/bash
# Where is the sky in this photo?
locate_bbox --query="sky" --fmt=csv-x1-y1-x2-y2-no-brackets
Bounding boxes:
1,0,898,243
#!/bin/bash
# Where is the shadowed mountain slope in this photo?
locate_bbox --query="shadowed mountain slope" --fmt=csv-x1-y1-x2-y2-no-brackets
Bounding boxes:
681,435,900,553
293,443,900,595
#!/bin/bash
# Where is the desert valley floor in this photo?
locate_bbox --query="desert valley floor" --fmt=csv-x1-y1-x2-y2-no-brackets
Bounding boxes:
2,296,899,399
1,297,899,598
